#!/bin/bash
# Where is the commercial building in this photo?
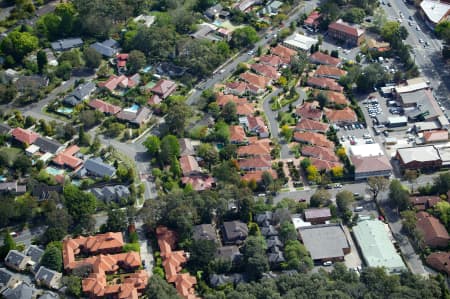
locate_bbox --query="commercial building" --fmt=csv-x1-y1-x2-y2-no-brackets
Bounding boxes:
396,146,442,170
283,33,318,52
419,0,450,28
328,19,365,46
349,143,392,180
304,208,331,224
353,220,407,273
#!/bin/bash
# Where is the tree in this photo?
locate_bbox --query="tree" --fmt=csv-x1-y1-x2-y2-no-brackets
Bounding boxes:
433,172,450,195
389,179,410,211
0,30,39,63
367,176,389,201
36,50,47,74
0,232,16,259
54,2,77,36
63,276,82,297
331,166,344,178
310,189,331,207
261,171,275,192
283,240,313,272
279,221,297,243
160,135,180,165
231,26,259,48
336,190,354,213
79,110,101,129
103,208,127,232
165,102,192,137
127,50,146,74
55,61,72,80
145,275,179,299
356,63,390,92
143,135,161,157
197,143,219,171
187,239,217,272
242,236,269,281
404,169,418,192
78,126,90,146
221,101,238,123
63,185,97,231
40,245,63,272
306,165,320,183
342,7,366,24
280,125,293,142
83,47,102,69
381,21,408,44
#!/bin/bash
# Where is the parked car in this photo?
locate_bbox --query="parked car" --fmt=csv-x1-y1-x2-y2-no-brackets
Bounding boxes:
323,261,333,266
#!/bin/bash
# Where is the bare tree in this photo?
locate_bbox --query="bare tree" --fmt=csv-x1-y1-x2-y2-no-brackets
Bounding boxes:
367,177,389,201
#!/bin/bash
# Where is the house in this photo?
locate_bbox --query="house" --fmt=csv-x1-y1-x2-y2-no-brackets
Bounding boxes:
314,90,350,106
63,81,97,106
5,250,32,272
0,268,20,292
310,158,343,171
350,154,393,180
31,183,63,201
230,125,248,144
295,118,329,133
246,116,269,138
90,39,119,57
193,224,218,242
238,156,272,171
217,28,232,41
116,53,128,73
205,4,223,19
216,93,248,107
256,211,273,226
0,123,11,135
181,175,215,191
250,63,280,80
179,138,196,157
242,169,277,183
314,65,347,80
261,225,278,237
50,38,83,51
309,51,342,67
293,131,335,149
271,45,297,63
216,246,243,264
35,266,62,289
260,0,283,16
423,130,449,143
116,106,152,127
268,247,285,266
52,145,83,170
179,155,201,176
191,23,220,41
83,157,116,177
328,19,365,46
426,252,450,275
174,273,199,299
304,10,322,29
88,99,122,115
25,245,44,266
307,77,344,92
33,137,64,154
16,76,49,92
11,127,40,144
99,74,140,93
210,273,245,287
416,211,450,248
26,144,40,156
301,145,339,162
236,102,256,117
237,141,271,157
410,196,441,211
222,221,248,245
324,107,357,124
299,223,350,262
133,14,155,27
295,101,323,121
151,79,177,99
2,282,38,299
304,208,331,224
240,72,271,90
283,33,318,52
259,55,283,69
0,181,27,194
396,146,442,170
234,0,261,12
90,185,130,202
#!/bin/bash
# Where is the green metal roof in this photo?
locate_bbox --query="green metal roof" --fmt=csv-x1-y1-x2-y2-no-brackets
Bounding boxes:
353,220,407,273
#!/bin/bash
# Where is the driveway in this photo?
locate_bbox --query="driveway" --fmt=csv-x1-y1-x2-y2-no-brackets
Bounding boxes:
136,220,154,276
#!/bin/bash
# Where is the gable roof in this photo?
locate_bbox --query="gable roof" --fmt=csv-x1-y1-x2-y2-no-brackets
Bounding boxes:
271,45,297,60
230,125,247,143
416,211,450,247
34,137,63,154
259,55,283,67
193,224,217,242
315,65,347,78
324,107,357,123
84,158,116,177
250,63,280,80
310,157,343,171
151,79,177,98
239,72,271,89
241,169,278,182
35,266,60,287
316,90,350,106
0,267,17,288
309,51,342,66
72,82,96,101
307,77,344,92
294,131,335,149
222,221,248,241
301,145,339,162
238,156,271,170
2,282,36,299
350,154,392,174
50,38,83,51
295,101,323,120
410,196,440,211
423,130,449,143
237,142,271,156
52,145,82,169
295,118,329,133
5,250,28,268
181,176,214,191
304,208,331,220
426,252,450,275
88,99,121,115
179,155,200,176
90,41,118,57
329,20,364,38
11,127,39,144
25,245,44,263
99,75,139,92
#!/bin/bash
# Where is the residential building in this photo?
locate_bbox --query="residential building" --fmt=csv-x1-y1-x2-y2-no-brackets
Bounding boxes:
241,169,278,183
25,245,44,266
133,14,155,27
222,221,249,245
25,144,40,156
0,181,26,194
419,0,450,28
179,138,196,156
82,157,116,177
259,55,283,68
11,127,39,144
238,156,272,171
2,282,37,299
299,223,350,262
293,131,335,149
283,33,318,52
239,72,271,90
295,101,323,121
260,0,283,16
309,51,342,67
88,99,122,115
52,145,83,170
50,38,83,51
307,77,344,92
205,4,223,19
191,23,221,41
151,79,177,99
225,81,248,96
0,268,20,293
324,107,357,124
271,45,297,63
416,211,450,248
33,137,63,154
304,208,331,224
353,220,407,273
328,19,365,46
16,75,49,92
230,125,248,144
99,74,140,93
301,146,339,162
245,116,269,138
116,106,152,126
35,266,62,289
90,185,131,202
396,146,442,170
193,224,218,242
216,93,248,107
310,158,343,171
304,10,322,29
410,196,441,211
316,90,349,106
216,246,243,264
250,63,280,80
426,252,450,275
31,183,63,201
179,155,201,177
63,81,96,106
234,0,261,12
314,65,347,80
237,138,271,157
181,175,215,191
295,118,329,133
5,250,32,272
90,39,119,57
351,155,392,180
210,273,245,288
116,53,128,73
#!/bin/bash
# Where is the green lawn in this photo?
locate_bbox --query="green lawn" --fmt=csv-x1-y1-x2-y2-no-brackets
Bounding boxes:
0,147,22,166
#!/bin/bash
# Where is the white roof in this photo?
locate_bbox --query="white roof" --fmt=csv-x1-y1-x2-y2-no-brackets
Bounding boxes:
350,143,384,157
395,77,429,94
388,116,408,124
133,15,155,27
291,215,311,229
420,0,450,24
397,146,441,164
283,33,318,51
39,152,54,163
26,144,40,154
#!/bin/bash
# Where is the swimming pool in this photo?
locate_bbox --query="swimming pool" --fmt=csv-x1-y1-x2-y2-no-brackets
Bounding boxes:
213,20,222,27
46,166,65,176
57,107,73,114
124,104,140,113
142,65,152,73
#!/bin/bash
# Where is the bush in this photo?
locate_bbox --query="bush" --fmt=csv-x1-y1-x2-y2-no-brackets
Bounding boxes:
123,243,140,253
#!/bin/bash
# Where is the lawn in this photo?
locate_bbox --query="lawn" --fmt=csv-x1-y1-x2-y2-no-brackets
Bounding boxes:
0,147,22,166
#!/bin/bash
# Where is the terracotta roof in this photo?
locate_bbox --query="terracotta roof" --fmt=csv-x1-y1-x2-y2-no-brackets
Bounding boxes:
350,155,392,174
88,99,121,115
230,125,247,143
116,53,128,68
259,55,283,68
324,107,357,123
310,157,343,170
316,90,350,105
309,51,341,67
241,169,277,182
52,145,83,169
11,127,40,144
225,81,248,95
423,130,449,143
174,273,199,299
237,141,271,157
238,156,272,170
304,10,321,26
216,93,248,107
240,72,271,89
151,79,177,98
329,20,362,38
295,101,323,120
148,94,162,105
250,63,280,80
410,196,441,211
307,77,344,92
293,131,335,149
99,75,138,92
247,116,266,131
181,176,215,191
426,252,450,275
416,211,450,248
315,65,347,79
295,118,329,133
236,102,255,116
271,45,297,60
301,145,339,162
179,155,200,176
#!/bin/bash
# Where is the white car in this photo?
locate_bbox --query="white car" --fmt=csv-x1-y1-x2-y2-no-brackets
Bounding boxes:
416,26,421,31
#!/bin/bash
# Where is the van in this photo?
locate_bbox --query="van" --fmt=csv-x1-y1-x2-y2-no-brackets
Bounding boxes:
354,206,363,212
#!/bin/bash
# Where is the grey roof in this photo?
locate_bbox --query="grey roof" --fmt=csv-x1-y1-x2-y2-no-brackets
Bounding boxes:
179,138,195,156
90,185,130,201
84,157,116,177
90,41,118,57
132,107,151,125
0,268,15,287
16,76,48,91
5,250,27,267
193,224,217,242
304,208,331,220
102,38,119,48
261,225,278,237
39,292,60,299
63,95,80,106
216,246,242,263
25,245,44,263
401,89,442,120
35,266,59,286
268,247,285,264
209,273,245,287
2,282,36,299
299,223,350,260
205,4,223,18
266,236,283,249
397,146,441,164
222,221,248,243
72,82,96,100
50,38,83,51
34,137,63,154
0,123,11,135
256,211,273,225
31,184,63,201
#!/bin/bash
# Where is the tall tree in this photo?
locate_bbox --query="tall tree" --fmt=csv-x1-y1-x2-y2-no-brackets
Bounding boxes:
36,50,47,74
160,135,180,165
103,208,128,233
367,177,389,201
127,50,146,74
389,179,409,211
143,135,161,157
336,190,354,213
165,102,192,137
40,245,63,272
83,47,102,69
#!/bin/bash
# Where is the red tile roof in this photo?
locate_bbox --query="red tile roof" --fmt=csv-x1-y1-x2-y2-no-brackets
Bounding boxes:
329,20,362,38
240,72,271,89
295,118,329,133
309,51,342,67
310,157,343,171
237,141,271,157
225,81,248,95
236,103,255,116
11,127,39,144
350,155,392,175
230,125,247,143
416,211,450,248
295,101,323,120
175,273,200,299
250,63,280,80
307,77,344,92
304,10,321,27
116,53,129,68
271,45,297,61
294,131,335,149
99,75,138,92
324,107,357,123
88,99,122,115
216,93,248,107
181,176,215,191
52,145,83,170
410,196,441,211
259,55,283,68
426,252,450,275
241,169,277,182
151,79,177,98
316,90,350,106
238,156,272,170
315,65,347,79
179,155,200,176
148,94,162,105
423,130,449,143
301,145,339,162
